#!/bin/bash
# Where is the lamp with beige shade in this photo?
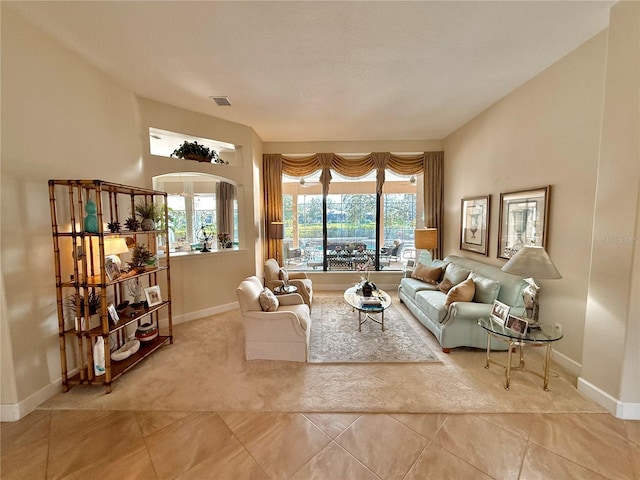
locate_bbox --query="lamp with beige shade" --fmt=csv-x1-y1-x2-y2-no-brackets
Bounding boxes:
413,228,438,266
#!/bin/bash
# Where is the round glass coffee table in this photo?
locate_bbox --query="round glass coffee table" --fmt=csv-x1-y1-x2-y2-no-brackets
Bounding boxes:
478,317,563,391
343,286,391,331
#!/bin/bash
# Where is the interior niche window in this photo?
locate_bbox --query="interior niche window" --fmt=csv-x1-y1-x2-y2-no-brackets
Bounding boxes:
149,127,241,166
153,173,239,253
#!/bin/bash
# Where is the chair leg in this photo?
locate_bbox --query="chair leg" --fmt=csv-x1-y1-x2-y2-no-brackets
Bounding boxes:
442,347,451,353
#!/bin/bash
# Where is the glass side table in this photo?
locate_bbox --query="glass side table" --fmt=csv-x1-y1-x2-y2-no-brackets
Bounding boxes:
273,285,297,295
478,317,563,391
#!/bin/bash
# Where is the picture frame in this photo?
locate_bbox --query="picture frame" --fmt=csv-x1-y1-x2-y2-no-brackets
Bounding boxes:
490,300,511,325
497,186,550,260
144,285,162,307
506,314,529,335
460,195,490,255
107,303,119,325
105,256,121,281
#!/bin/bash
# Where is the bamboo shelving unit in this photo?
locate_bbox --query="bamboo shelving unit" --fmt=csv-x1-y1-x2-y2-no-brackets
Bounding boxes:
48,180,173,393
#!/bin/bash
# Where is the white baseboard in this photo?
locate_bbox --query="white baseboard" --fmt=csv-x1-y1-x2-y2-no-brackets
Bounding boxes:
578,377,640,420
170,301,239,325
550,348,582,377
1,380,62,422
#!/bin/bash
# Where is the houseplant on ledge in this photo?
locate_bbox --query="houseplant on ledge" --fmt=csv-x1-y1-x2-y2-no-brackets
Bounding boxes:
135,202,163,231
171,141,228,164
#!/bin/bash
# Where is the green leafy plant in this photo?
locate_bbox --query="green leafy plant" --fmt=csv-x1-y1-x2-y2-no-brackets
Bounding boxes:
171,141,228,164
134,202,162,221
129,244,154,270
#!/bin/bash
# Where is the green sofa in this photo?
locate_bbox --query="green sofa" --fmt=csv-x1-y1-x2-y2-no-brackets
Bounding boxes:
398,255,528,352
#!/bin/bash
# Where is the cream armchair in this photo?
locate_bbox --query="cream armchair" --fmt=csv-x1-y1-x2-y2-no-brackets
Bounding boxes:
236,276,311,362
264,258,313,309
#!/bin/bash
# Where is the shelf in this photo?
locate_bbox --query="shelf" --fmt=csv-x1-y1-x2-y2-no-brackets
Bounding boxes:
87,301,170,336
85,266,168,287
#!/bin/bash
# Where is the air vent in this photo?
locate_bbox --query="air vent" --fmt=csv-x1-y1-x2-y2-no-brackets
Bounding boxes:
209,96,231,106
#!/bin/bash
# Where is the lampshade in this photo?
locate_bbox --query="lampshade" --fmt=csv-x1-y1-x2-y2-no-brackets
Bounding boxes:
104,237,129,256
269,221,284,240
414,228,438,250
501,246,562,279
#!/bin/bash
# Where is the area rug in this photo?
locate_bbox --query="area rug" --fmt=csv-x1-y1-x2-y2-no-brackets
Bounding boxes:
308,296,439,363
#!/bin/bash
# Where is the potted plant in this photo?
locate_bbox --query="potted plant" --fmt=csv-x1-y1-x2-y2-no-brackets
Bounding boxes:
128,244,155,273
171,141,228,164
135,202,162,231
65,289,101,330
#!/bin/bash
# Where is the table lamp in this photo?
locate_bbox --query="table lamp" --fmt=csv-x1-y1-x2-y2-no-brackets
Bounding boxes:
269,221,284,265
413,228,438,266
104,237,129,268
501,245,562,328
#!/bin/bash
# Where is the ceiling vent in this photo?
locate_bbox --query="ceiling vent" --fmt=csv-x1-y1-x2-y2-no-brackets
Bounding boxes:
210,96,231,106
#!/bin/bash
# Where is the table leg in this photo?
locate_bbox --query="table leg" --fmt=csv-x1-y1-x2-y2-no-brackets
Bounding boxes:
505,341,513,390
485,332,491,369
543,343,552,391
381,310,385,331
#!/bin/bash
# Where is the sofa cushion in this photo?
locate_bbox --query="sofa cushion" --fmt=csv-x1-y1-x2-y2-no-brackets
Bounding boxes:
415,290,448,323
411,264,442,284
445,278,476,307
401,277,438,300
442,263,472,286
438,278,454,293
259,288,279,312
470,271,501,304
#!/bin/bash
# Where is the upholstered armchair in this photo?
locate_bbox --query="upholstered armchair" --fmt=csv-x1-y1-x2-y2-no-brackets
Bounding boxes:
236,276,311,362
264,258,313,309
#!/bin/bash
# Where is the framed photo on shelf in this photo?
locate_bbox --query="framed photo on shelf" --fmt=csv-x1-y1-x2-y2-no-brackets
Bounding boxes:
144,285,162,307
460,195,490,255
107,303,119,325
497,186,550,260
505,315,528,335
490,300,510,325
105,257,121,281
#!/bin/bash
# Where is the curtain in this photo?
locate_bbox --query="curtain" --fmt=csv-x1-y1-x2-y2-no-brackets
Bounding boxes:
265,150,444,260
216,181,236,243
424,151,444,259
263,154,284,262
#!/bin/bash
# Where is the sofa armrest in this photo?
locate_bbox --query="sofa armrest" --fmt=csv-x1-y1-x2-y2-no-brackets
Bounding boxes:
277,293,305,305
242,311,307,341
448,302,493,320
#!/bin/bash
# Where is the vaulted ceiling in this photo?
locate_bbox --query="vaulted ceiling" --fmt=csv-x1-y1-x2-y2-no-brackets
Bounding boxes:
6,1,614,142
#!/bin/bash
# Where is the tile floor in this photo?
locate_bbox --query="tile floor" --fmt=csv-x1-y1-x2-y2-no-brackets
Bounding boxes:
2,408,639,479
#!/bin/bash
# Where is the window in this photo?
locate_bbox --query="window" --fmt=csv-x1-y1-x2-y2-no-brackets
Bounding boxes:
154,173,238,253
282,170,418,271
149,127,239,166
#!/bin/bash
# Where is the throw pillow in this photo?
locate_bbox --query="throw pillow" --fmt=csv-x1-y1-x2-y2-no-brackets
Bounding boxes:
445,278,476,307
411,264,442,284
442,263,472,287
438,278,454,293
470,271,501,304
259,288,279,312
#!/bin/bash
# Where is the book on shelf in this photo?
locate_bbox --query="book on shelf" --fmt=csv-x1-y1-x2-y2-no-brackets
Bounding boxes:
360,298,382,308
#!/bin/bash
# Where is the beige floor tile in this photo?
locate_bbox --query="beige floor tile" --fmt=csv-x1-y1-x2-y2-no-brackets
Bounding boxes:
433,414,527,480
390,413,447,440
46,411,145,480
60,445,158,480
219,412,332,479
520,443,608,480
303,413,361,438
528,413,636,479
144,412,234,480
289,441,380,480
336,413,428,480
404,442,493,480
134,410,192,436
175,438,269,480
0,410,51,453
625,419,640,447
476,413,537,440
0,438,49,480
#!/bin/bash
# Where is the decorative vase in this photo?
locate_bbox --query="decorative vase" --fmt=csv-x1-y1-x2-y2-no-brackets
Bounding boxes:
141,218,155,231
361,281,375,297
84,199,99,233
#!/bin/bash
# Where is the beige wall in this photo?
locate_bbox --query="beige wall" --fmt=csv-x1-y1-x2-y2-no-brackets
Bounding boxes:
0,8,259,415
582,0,640,410
443,31,608,367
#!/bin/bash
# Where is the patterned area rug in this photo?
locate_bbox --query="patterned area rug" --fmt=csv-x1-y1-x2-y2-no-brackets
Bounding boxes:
309,296,440,363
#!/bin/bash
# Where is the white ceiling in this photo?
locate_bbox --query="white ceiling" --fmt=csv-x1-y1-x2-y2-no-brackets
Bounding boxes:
7,1,614,142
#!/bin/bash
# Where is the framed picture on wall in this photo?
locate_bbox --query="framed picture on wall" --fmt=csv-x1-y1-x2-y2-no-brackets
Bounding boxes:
497,186,550,260
460,195,490,255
